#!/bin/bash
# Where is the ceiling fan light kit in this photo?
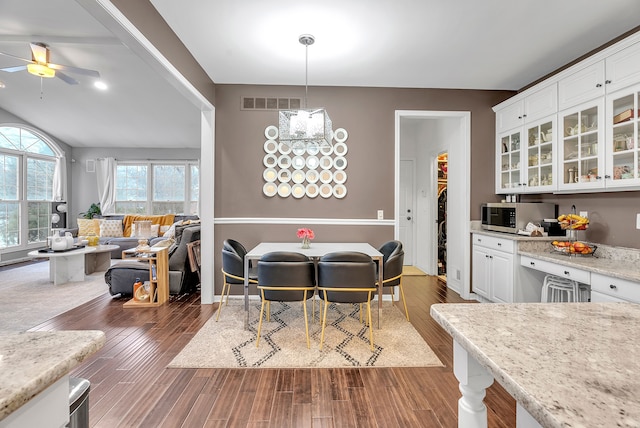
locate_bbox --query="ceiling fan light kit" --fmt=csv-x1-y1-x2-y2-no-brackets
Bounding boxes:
27,63,55,78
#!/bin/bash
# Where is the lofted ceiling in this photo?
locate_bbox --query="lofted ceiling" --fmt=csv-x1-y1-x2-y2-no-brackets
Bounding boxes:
0,0,639,150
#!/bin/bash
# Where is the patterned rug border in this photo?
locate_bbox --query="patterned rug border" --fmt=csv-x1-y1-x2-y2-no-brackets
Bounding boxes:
169,301,444,369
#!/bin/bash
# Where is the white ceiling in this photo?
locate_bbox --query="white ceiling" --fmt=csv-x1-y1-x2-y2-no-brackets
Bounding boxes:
0,0,638,149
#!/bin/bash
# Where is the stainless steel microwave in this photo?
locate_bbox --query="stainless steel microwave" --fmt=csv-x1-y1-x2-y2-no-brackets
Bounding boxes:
481,202,556,234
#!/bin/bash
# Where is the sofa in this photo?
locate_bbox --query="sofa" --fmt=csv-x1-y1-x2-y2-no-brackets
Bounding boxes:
66,214,199,258
105,223,201,296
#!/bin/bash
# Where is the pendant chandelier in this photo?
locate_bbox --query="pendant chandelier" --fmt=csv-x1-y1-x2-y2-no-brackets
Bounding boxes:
278,34,333,148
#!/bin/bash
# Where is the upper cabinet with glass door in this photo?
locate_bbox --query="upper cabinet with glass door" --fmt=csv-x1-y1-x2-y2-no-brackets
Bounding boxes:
606,84,640,188
557,100,605,191
497,129,522,192
523,117,556,192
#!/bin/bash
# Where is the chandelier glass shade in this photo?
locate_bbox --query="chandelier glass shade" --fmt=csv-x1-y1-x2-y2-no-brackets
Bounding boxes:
278,34,333,148
27,63,55,78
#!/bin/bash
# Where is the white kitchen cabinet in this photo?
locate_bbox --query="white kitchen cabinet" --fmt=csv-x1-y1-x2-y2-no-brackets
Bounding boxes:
520,255,591,284
496,84,557,133
605,83,640,188
590,272,640,303
496,128,523,192
472,234,544,303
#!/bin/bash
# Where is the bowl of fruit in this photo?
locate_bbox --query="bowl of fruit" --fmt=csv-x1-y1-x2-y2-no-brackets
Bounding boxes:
558,213,589,230
551,240,597,256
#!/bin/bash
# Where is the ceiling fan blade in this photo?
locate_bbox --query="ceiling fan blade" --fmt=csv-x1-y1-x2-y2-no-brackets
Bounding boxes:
55,71,78,85
0,51,33,63
48,63,100,78
30,42,49,64
0,65,27,73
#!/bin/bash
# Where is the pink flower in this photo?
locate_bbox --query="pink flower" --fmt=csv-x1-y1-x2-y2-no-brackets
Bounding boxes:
297,228,314,240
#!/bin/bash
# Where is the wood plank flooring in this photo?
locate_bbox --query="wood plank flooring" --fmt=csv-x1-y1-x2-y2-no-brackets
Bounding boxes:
30,275,516,427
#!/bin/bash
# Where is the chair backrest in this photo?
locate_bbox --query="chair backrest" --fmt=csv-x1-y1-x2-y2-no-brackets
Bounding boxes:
223,239,247,258
221,239,249,283
258,251,315,302
318,251,376,303
378,240,403,263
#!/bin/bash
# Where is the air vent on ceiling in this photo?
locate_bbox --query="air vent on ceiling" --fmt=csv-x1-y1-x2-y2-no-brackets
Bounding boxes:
241,96,302,111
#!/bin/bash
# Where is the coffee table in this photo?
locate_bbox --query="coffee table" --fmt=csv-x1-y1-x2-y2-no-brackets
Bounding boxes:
28,246,96,285
84,244,120,274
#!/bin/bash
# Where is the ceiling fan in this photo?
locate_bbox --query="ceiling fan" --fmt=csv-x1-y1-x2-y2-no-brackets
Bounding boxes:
0,42,100,85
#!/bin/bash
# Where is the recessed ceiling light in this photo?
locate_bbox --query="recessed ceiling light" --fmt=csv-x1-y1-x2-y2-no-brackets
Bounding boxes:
94,81,108,90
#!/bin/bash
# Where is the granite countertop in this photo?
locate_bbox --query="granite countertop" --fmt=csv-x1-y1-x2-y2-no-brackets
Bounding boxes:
431,302,640,428
0,330,105,421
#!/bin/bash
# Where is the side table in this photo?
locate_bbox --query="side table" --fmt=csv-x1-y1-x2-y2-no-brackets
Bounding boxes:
120,246,169,308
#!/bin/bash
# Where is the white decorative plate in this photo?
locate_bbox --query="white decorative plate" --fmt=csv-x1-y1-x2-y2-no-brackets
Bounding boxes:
334,142,348,156
277,154,291,169
291,169,306,184
306,155,320,169
319,155,333,170
334,156,348,170
305,183,319,198
320,169,333,184
306,170,319,184
334,128,348,143
263,153,278,168
333,170,347,184
265,125,278,140
291,183,306,198
319,183,333,198
263,167,277,182
264,140,278,154
306,141,320,156
278,142,292,155
319,144,333,156
333,184,347,198
292,155,306,170
292,142,306,156
263,182,277,197
277,169,291,183
277,183,291,197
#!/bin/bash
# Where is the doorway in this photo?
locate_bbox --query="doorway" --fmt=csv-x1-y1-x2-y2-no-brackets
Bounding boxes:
395,111,471,299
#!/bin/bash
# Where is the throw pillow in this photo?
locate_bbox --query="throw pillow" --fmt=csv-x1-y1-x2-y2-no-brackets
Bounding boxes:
130,223,160,238
77,218,100,236
99,219,124,238
162,221,182,239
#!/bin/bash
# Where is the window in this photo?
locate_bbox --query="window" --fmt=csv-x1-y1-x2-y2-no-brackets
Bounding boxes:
115,161,199,215
0,126,61,251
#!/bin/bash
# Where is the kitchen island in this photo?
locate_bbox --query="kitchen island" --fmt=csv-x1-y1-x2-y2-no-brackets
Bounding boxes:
431,302,640,428
0,330,105,427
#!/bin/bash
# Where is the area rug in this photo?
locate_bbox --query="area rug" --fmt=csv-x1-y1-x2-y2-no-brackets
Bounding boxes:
403,266,427,276
168,301,444,368
0,261,109,331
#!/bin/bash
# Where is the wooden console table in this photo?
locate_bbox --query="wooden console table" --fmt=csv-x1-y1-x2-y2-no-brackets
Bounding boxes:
121,246,169,308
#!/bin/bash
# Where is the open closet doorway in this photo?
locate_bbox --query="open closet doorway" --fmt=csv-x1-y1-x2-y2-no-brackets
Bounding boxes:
436,152,448,282
395,111,471,299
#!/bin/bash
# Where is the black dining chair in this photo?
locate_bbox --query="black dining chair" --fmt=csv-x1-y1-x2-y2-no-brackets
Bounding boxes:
317,251,377,351
378,240,409,321
256,251,316,348
218,239,257,321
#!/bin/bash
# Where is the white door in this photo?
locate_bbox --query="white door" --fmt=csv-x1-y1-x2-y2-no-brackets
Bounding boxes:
399,160,414,265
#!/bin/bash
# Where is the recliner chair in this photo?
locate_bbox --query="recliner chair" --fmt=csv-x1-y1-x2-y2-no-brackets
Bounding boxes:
105,224,201,296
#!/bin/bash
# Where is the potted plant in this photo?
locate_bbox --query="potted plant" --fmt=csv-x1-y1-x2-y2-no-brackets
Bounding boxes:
80,202,101,219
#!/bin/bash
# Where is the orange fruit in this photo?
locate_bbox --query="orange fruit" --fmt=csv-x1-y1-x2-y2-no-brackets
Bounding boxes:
573,242,586,252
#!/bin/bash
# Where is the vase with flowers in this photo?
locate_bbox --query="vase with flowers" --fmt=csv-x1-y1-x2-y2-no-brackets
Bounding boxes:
297,228,315,249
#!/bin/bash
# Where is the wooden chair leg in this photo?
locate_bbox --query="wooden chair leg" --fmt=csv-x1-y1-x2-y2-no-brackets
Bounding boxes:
302,297,310,349
398,282,410,321
319,299,329,350
256,295,266,348
216,282,229,321
366,300,374,351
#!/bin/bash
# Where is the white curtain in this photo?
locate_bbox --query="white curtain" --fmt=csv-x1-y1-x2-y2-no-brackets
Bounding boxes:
52,156,66,201
96,157,116,214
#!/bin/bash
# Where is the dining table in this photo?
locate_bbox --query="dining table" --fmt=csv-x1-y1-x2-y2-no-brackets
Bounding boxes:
243,242,384,330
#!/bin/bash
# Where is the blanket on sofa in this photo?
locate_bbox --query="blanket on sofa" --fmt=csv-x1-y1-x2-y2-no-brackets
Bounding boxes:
122,214,175,237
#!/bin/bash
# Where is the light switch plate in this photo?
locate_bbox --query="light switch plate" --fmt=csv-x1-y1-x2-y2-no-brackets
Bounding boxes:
580,211,588,218
377,210,384,220
636,213,640,229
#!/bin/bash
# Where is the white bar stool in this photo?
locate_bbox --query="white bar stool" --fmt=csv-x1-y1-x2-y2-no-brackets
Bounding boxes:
541,275,590,302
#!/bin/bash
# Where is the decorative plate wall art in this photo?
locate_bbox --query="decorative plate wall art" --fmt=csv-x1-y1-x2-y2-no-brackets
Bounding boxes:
262,126,349,198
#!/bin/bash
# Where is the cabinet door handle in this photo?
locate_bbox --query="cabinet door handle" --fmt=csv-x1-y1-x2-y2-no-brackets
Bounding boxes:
604,175,611,179
605,80,612,84
596,83,602,88
564,270,570,275
497,242,502,246
610,284,617,289
529,261,535,266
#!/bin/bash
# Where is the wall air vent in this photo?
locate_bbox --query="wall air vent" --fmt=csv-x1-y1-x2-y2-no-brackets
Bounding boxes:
241,97,302,111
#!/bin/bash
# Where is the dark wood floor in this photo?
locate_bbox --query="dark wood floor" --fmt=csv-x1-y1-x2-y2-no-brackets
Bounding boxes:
30,275,516,427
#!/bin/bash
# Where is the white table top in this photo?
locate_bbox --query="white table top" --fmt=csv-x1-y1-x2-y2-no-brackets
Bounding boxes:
431,302,640,428
246,242,383,259
28,246,96,257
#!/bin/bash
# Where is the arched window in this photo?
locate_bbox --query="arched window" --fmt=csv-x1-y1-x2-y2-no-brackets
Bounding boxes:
0,125,63,251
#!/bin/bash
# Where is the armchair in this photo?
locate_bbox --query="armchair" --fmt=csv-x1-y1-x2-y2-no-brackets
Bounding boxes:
105,224,201,296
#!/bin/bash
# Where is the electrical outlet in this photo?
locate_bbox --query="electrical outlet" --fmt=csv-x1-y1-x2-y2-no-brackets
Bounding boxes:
377,210,384,220
580,211,588,218
636,213,640,229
